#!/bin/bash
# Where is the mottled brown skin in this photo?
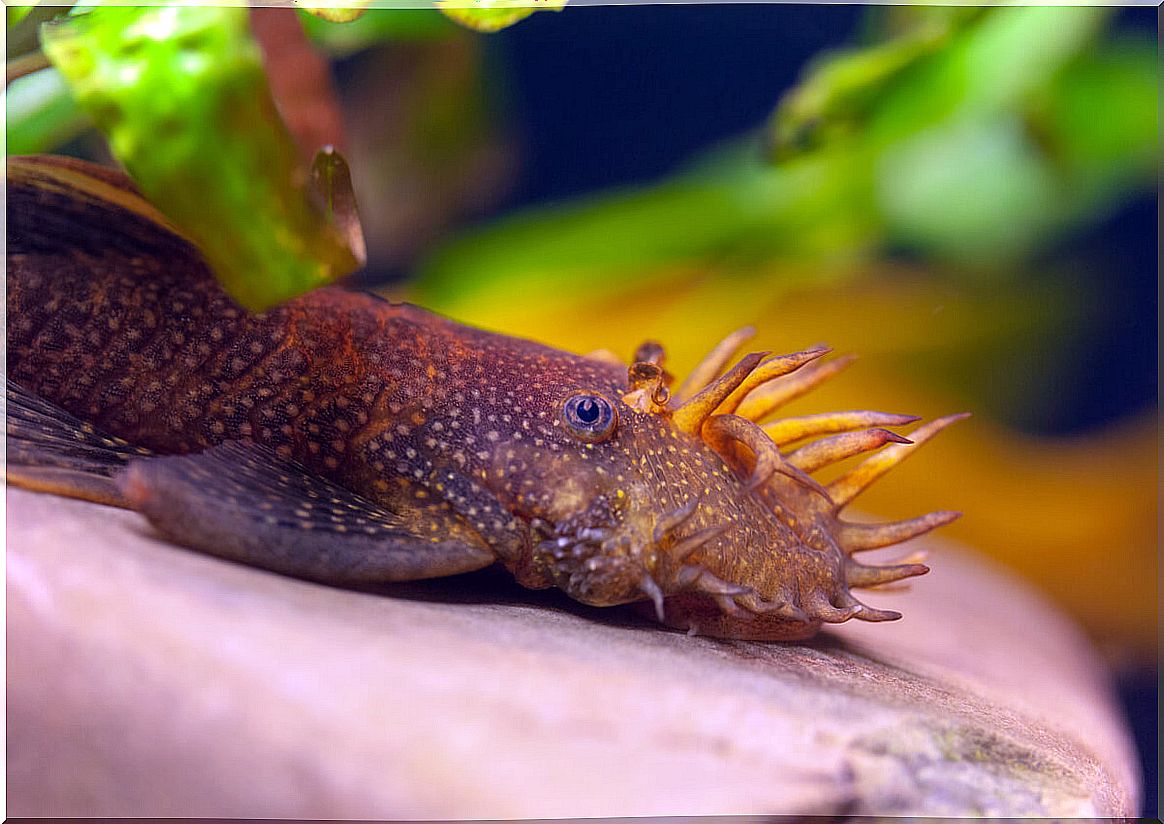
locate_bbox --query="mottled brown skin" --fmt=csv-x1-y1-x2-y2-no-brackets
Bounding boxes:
7,156,960,639
7,237,804,612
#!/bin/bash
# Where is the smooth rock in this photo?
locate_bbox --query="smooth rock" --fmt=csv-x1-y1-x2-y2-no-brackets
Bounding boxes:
5,487,1139,817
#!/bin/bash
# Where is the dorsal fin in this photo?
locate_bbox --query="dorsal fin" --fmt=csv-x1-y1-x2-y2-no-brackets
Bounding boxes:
7,155,200,265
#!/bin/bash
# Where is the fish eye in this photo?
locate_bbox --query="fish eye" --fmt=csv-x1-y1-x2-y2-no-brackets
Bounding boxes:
562,393,618,443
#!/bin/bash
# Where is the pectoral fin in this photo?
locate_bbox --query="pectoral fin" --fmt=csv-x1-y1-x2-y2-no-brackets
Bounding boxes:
118,441,497,585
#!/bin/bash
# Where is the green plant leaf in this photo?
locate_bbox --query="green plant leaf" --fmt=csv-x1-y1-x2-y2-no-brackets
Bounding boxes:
294,1,369,24
413,139,881,311
299,8,455,54
437,0,566,33
768,12,963,160
413,6,1153,304
7,5,38,27
5,67,88,154
41,7,362,310
876,117,1060,261
1036,35,1159,197
310,146,367,265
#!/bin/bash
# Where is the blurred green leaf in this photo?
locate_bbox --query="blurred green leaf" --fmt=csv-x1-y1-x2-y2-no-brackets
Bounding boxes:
876,118,1060,261
437,0,566,33
41,7,361,310
866,6,1109,141
768,14,955,159
294,1,368,24
5,66,88,153
7,4,69,58
299,8,455,54
414,6,1154,305
1036,36,1158,198
310,146,367,264
414,141,881,309
874,18,1157,263
7,5,38,27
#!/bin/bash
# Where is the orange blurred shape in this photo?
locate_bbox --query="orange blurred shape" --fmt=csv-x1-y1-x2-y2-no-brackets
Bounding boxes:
406,264,1157,662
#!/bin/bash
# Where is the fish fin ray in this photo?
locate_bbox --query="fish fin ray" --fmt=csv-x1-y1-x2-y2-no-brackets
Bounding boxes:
117,441,496,584
5,379,151,507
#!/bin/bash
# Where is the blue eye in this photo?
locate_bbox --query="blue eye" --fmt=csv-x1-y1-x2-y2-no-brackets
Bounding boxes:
563,393,618,442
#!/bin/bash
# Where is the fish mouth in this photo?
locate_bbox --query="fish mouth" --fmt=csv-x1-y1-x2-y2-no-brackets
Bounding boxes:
621,328,968,627
530,519,652,610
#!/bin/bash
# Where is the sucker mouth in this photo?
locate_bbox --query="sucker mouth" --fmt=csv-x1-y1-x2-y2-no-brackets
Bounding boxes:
532,516,652,608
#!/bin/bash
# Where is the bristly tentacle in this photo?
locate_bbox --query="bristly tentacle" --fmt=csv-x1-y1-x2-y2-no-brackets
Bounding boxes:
654,339,966,634
672,326,755,403
639,573,667,621
674,564,751,596
838,510,961,552
735,590,808,621
713,346,831,416
801,590,862,623
670,352,768,435
786,428,913,474
845,558,930,588
651,497,700,544
711,593,749,618
672,564,755,618
849,604,904,622
763,410,921,446
702,413,830,500
826,413,971,509
734,353,857,424
667,524,730,563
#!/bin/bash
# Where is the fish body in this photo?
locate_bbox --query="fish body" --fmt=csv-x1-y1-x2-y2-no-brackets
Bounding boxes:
6,156,963,639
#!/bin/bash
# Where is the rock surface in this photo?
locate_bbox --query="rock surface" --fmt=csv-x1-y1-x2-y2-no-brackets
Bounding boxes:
6,486,1139,817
